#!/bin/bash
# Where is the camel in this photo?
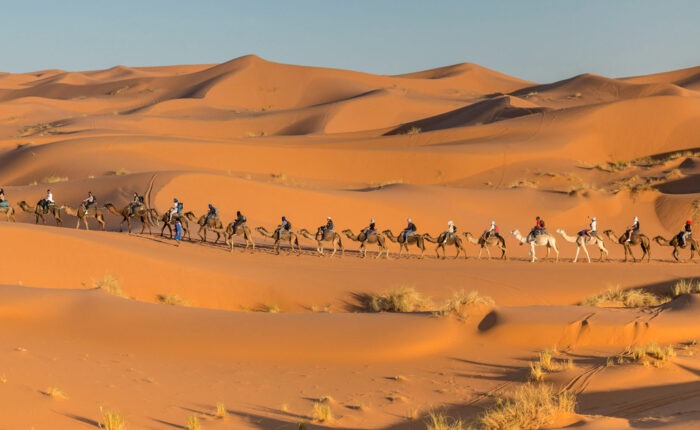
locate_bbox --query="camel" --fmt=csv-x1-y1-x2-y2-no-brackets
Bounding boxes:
603,229,651,263
341,229,390,258
255,226,300,255
463,232,507,260
224,222,255,252
63,205,106,230
510,229,559,263
159,211,194,240
654,234,697,262
424,231,467,259
104,203,158,233
556,229,608,263
194,214,225,243
382,230,426,258
0,204,16,222
299,228,344,257
18,200,62,225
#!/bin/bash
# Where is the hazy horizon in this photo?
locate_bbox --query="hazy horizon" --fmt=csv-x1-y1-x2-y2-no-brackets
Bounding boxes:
3,0,700,82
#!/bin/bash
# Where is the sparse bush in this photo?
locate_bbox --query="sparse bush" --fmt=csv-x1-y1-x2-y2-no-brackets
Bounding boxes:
580,286,666,308
509,179,538,189
156,294,189,306
361,286,431,312
440,290,495,320
405,126,421,135
43,386,67,399
478,384,575,429
99,407,125,430
107,168,129,176
671,279,699,297
258,303,281,313
186,415,201,430
216,402,227,419
529,362,544,381
426,410,466,430
42,175,68,184
95,275,125,298
311,402,333,423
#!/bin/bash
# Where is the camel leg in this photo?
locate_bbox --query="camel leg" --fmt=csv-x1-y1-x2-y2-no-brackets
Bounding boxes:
573,246,580,263
582,244,591,263
553,244,559,262
530,243,536,262
477,247,483,259
485,246,492,260
84,217,90,231
545,245,550,260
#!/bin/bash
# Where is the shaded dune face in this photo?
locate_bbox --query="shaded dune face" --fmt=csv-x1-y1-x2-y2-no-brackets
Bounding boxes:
1,56,700,429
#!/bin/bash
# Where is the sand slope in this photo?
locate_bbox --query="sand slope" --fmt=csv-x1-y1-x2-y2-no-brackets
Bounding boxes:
1,56,699,428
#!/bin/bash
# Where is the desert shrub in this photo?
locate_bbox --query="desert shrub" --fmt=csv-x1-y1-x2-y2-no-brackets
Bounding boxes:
156,294,189,306
311,402,332,422
362,286,431,312
95,275,125,298
478,384,575,430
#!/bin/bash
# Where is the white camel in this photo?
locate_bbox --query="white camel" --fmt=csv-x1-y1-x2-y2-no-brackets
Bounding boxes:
510,229,559,263
555,229,608,263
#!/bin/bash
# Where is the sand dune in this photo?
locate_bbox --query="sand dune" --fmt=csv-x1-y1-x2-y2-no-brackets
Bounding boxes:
1,55,699,428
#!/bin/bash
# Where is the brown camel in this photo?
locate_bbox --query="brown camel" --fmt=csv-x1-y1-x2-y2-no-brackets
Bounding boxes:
382,230,426,258
341,229,390,258
0,204,16,222
424,232,467,259
299,228,344,257
224,222,255,252
18,200,62,225
104,203,158,233
654,235,697,262
63,205,106,230
603,229,651,262
194,214,225,243
159,211,194,240
463,232,507,260
255,226,300,255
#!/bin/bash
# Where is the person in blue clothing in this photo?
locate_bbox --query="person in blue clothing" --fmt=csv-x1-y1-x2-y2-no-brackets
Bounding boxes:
402,218,416,241
205,204,218,225
174,219,183,245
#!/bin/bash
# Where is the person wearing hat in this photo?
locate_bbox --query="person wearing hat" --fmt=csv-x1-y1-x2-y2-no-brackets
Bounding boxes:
680,220,692,247
443,220,457,244
205,203,218,226
582,216,598,240
363,218,376,241
81,191,96,215
167,198,181,223
277,216,291,234
232,210,247,234
402,217,417,241
625,216,640,243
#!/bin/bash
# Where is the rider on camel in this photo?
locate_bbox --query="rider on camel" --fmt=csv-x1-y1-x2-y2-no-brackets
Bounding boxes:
402,218,417,241
679,220,692,247
363,218,376,241
443,220,456,244
232,210,246,234
81,191,96,214
625,216,640,243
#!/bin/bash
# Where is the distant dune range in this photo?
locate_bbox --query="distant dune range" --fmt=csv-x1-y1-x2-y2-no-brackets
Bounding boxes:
0,56,699,429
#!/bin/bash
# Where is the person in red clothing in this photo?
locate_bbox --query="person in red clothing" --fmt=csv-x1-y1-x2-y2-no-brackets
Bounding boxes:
679,220,692,246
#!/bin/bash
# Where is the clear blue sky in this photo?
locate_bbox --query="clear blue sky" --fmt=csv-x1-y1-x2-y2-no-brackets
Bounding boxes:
2,0,699,82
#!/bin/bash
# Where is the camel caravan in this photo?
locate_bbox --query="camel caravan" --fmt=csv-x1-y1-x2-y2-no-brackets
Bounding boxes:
0,189,696,263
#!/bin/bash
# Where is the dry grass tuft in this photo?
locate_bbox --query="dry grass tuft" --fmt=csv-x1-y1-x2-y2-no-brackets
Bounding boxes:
156,294,190,306
42,175,68,184
440,290,495,320
426,410,466,429
99,407,125,430
509,179,539,189
215,402,227,419
311,402,333,423
580,286,666,308
360,286,432,312
43,386,67,399
529,362,544,382
186,415,201,430
258,303,281,313
630,342,675,364
95,275,125,298
405,126,422,135
671,279,699,297
271,172,287,181
107,168,129,176
478,384,576,430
